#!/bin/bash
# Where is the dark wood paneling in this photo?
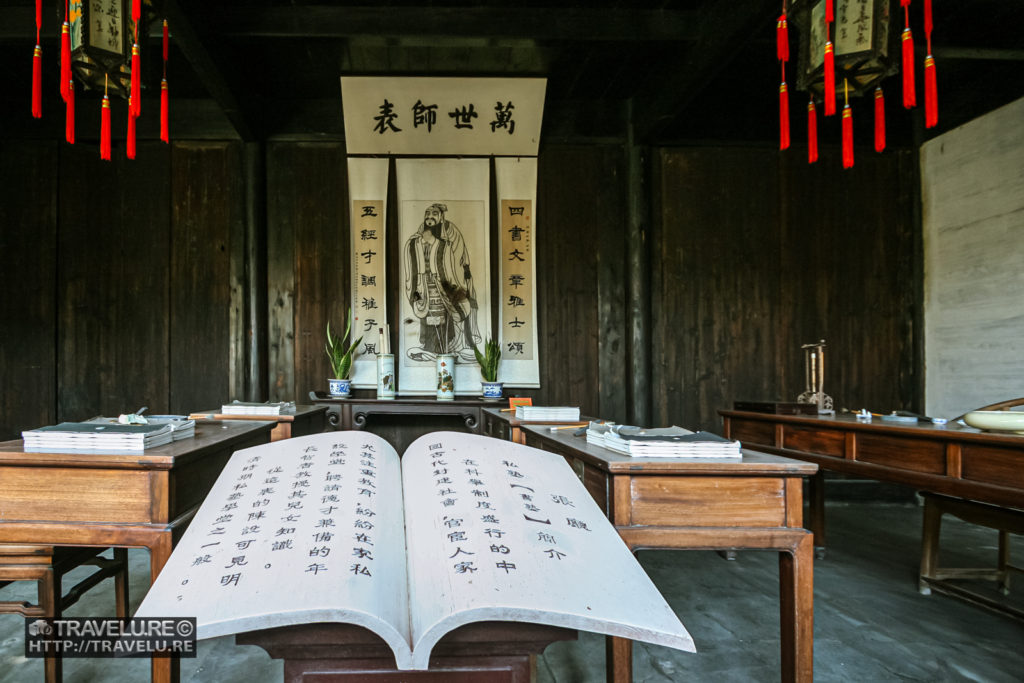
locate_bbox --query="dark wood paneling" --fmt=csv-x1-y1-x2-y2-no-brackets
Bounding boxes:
57,142,171,420
855,434,945,474
266,142,349,402
653,148,783,432
0,142,58,439
783,426,846,458
961,445,1024,490
536,144,628,421
169,142,243,413
654,147,916,432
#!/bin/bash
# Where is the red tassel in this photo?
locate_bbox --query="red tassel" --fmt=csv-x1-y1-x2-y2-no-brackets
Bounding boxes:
133,0,141,23
32,45,42,118
924,0,933,39
35,0,41,29
160,78,169,143
131,43,141,117
779,82,790,150
60,20,71,102
842,105,854,169
127,107,137,160
824,42,836,116
807,100,818,164
826,0,834,24
65,80,75,144
100,95,111,161
777,14,789,63
874,87,886,152
924,54,938,128
902,29,916,108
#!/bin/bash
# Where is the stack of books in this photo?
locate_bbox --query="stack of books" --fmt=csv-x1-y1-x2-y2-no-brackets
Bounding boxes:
514,405,580,421
221,401,296,416
585,421,616,447
22,422,175,453
601,425,742,458
85,415,196,441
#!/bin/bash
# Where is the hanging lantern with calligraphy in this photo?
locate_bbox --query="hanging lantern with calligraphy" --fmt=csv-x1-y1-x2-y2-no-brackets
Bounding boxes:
68,0,137,98
791,0,898,104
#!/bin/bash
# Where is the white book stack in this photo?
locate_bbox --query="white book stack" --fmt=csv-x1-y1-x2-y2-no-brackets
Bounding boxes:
22,422,175,453
85,415,196,441
603,426,742,458
221,401,296,416
585,421,615,447
514,405,580,421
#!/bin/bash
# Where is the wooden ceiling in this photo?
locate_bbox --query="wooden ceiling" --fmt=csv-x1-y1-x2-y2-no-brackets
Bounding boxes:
2,1,1022,146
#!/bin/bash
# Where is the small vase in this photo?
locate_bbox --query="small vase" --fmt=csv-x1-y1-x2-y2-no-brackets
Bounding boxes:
481,381,503,401
376,354,395,400
436,354,456,401
328,378,351,398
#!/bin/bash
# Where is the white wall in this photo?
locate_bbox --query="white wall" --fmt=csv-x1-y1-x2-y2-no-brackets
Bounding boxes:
922,97,1024,419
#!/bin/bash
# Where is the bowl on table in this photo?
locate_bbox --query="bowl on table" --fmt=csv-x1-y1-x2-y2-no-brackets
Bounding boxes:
962,411,1024,434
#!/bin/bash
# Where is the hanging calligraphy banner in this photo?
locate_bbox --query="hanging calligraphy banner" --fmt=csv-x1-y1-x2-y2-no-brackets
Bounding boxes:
341,77,546,156
494,157,540,388
348,158,390,389
396,159,491,396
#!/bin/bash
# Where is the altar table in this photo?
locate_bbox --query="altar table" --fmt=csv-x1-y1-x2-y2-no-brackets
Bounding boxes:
521,425,816,683
0,420,274,683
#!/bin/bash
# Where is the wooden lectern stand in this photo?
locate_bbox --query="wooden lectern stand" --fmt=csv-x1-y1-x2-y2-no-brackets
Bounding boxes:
237,621,576,682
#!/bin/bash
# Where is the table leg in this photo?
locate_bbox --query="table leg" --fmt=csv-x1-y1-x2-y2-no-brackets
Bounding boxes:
606,635,632,683
918,497,942,595
779,532,814,683
808,471,826,558
149,534,180,683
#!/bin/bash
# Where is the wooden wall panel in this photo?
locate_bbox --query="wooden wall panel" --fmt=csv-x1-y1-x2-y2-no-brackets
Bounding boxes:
655,147,916,432
779,148,916,413
267,142,350,402
57,142,171,420
653,148,783,431
0,142,58,440
169,142,243,413
536,145,629,421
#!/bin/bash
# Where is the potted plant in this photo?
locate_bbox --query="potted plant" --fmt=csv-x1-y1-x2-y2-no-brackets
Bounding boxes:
473,338,503,401
326,312,363,398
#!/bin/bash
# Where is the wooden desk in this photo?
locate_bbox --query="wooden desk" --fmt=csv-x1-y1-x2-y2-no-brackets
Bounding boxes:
0,421,274,683
719,411,1024,550
521,425,816,683
309,393,490,453
189,404,327,442
237,621,576,682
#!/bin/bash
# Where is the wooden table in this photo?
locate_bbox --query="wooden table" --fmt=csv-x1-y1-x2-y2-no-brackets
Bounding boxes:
0,421,274,683
309,393,492,453
237,621,576,682
521,425,817,683
719,411,1024,551
189,404,327,442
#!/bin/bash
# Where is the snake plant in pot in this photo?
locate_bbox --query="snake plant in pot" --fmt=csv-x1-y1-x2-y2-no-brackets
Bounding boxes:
326,312,363,398
473,338,503,400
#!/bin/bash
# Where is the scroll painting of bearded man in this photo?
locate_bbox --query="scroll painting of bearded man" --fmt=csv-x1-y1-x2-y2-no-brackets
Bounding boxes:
403,203,482,362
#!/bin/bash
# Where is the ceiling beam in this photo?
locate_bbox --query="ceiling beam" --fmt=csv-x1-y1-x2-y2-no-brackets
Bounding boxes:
214,6,699,42
632,0,777,142
162,1,256,141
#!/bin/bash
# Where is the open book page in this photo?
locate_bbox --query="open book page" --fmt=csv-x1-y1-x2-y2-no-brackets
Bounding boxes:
134,432,414,667
402,431,695,670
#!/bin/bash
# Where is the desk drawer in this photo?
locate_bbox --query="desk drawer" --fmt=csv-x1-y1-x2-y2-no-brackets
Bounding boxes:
0,467,154,523
783,426,844,458
962,445,1024,489
729,419,775,448
856,434,945,474
628,476,789,528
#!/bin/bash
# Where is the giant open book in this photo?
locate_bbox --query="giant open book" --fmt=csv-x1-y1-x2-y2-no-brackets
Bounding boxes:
135,431,694,669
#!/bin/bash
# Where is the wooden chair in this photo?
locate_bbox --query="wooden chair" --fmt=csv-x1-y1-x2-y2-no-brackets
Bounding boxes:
0,544,129,683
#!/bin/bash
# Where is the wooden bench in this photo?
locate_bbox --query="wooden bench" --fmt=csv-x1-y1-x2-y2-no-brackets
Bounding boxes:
918,492,1024,621
0,544,129,682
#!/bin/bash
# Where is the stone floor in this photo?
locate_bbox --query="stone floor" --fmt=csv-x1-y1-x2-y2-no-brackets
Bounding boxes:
2,500,1022,682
